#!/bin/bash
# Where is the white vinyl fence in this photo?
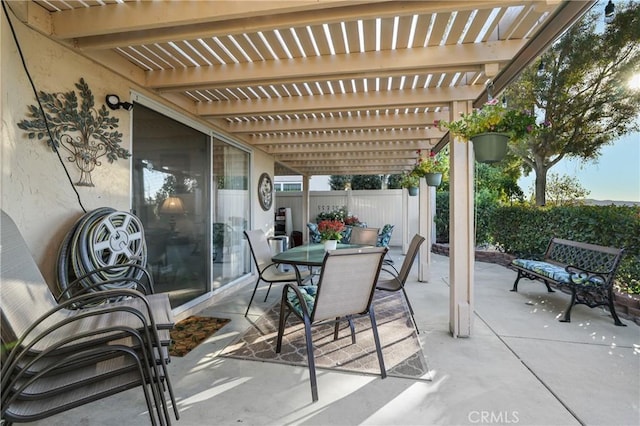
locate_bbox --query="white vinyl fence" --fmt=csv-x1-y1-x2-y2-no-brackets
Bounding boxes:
275,190,421,247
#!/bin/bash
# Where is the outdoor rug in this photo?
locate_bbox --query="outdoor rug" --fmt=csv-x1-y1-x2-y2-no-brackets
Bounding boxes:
169,316,231,357
220,291,431,380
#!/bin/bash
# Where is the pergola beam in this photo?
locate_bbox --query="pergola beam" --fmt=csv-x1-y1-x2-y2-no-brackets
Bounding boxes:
146,41,522,91
197,85,484,117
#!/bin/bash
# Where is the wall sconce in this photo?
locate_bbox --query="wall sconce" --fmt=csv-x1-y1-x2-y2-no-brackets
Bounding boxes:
160,196,185,232
604,0,615,24
105,94,133,111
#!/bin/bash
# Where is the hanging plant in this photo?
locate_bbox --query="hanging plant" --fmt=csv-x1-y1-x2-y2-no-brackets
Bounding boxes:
411,150,447,176
437,99,539,163
17,78,130,187
438,99,538,143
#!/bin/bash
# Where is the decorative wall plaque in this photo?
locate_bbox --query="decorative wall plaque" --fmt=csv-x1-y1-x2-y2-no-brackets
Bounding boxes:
258,172,273,211
17,78,130,187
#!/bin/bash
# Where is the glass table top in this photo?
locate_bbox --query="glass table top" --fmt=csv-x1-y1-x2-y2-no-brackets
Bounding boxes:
271,243,367,267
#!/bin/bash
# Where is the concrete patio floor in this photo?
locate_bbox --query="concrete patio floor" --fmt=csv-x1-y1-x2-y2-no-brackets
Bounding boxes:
25,250,640,426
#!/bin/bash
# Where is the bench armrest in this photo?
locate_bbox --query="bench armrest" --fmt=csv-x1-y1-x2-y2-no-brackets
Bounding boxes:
565,265,612,287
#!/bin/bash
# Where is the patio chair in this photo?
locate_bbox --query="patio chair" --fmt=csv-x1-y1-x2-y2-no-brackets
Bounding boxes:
306,223,322,243
2,322,166,425
376,224,395,265
244,230,311,316
0,209,178,424
376,234,425,333
349,227,380,245
276,246,388,402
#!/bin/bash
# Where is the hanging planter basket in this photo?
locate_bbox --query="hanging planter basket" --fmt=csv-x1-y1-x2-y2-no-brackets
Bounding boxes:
424,173,442,187
471,132,509,164
407,186,418,196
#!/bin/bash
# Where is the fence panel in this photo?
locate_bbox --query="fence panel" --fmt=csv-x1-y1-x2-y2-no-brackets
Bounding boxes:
275,189,413,247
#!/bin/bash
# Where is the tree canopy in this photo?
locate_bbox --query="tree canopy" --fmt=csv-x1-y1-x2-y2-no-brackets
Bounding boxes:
505,1,640,205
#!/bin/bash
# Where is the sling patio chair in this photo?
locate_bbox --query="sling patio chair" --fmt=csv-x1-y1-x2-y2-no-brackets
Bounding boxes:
375,233,425,333
1,320,167,425
244,229,312,316
349,226,380,246
0,210,178,424
276,246,388,402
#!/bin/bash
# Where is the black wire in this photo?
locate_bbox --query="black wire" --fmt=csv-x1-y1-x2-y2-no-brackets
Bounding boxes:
2,1,87,213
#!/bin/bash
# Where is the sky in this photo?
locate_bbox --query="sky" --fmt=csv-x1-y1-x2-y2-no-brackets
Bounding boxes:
518,130,640,203
518,0,639,203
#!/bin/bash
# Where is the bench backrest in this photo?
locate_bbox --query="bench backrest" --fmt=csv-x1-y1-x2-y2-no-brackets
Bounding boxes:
544,237,624,277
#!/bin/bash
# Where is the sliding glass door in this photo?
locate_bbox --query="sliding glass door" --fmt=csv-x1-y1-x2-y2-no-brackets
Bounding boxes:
212,137,251,289
132,104,210,308
131,101,252,309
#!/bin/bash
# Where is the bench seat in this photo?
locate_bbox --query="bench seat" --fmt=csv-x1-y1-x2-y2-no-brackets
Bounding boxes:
511,259,605,286
509,238,625,326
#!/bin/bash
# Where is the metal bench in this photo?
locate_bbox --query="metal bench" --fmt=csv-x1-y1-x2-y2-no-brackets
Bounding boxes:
509,237,626,326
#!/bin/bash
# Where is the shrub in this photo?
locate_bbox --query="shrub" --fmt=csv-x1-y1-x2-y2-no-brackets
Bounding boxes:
490,205,640,293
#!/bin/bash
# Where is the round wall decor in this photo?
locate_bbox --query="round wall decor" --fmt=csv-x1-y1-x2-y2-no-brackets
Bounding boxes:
258,172,273,211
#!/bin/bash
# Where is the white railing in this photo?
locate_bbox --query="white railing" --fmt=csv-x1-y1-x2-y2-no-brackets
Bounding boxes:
275,190,421,247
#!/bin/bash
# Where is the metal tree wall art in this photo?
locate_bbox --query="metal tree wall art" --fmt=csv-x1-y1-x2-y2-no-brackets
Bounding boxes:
17,78,130,187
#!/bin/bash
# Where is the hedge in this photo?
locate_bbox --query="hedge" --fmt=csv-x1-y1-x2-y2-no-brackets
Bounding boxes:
434,199,640,294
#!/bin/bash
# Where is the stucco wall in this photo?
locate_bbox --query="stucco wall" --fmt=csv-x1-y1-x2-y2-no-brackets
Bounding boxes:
1,15,271,288
252,149,276,235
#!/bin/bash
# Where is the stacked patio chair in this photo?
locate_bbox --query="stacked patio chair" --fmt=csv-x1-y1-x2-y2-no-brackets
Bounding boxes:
376,233,425,333
276,246,388,402
0,210,178,425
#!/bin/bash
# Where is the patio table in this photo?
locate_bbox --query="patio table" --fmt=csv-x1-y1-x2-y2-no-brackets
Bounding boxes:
271,243,369,267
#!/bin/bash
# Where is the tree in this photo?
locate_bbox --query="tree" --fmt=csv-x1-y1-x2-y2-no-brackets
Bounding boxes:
387,174,403,189
505,2,640,206
539,173,590,206
350,175,382,189
328,174,383,189
329,175,351,190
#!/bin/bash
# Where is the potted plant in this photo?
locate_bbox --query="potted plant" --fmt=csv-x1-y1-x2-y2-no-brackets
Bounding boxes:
317,219,346,251
438,99,538,163
399,172,420,196
412,150,446,186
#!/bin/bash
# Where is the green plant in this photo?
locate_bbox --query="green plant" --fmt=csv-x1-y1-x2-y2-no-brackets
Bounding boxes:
438,100,537,142
399,172,419,188
344,215,361,226
316,206,348,222
317,219,345,241
412,150,446,176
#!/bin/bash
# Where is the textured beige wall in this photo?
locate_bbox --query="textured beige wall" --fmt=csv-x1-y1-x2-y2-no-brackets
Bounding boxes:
252,149,276,235
2,15,133,286
1,15,270,288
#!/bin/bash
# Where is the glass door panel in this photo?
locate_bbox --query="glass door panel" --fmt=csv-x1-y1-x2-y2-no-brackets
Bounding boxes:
132,104,210,308
212,137,251,289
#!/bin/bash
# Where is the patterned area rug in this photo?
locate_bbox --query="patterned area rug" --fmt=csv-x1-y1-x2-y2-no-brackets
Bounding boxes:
169,316,231,357
220,291,431,380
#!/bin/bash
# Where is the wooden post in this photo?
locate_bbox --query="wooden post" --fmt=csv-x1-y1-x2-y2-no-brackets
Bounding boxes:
449,100,475,337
